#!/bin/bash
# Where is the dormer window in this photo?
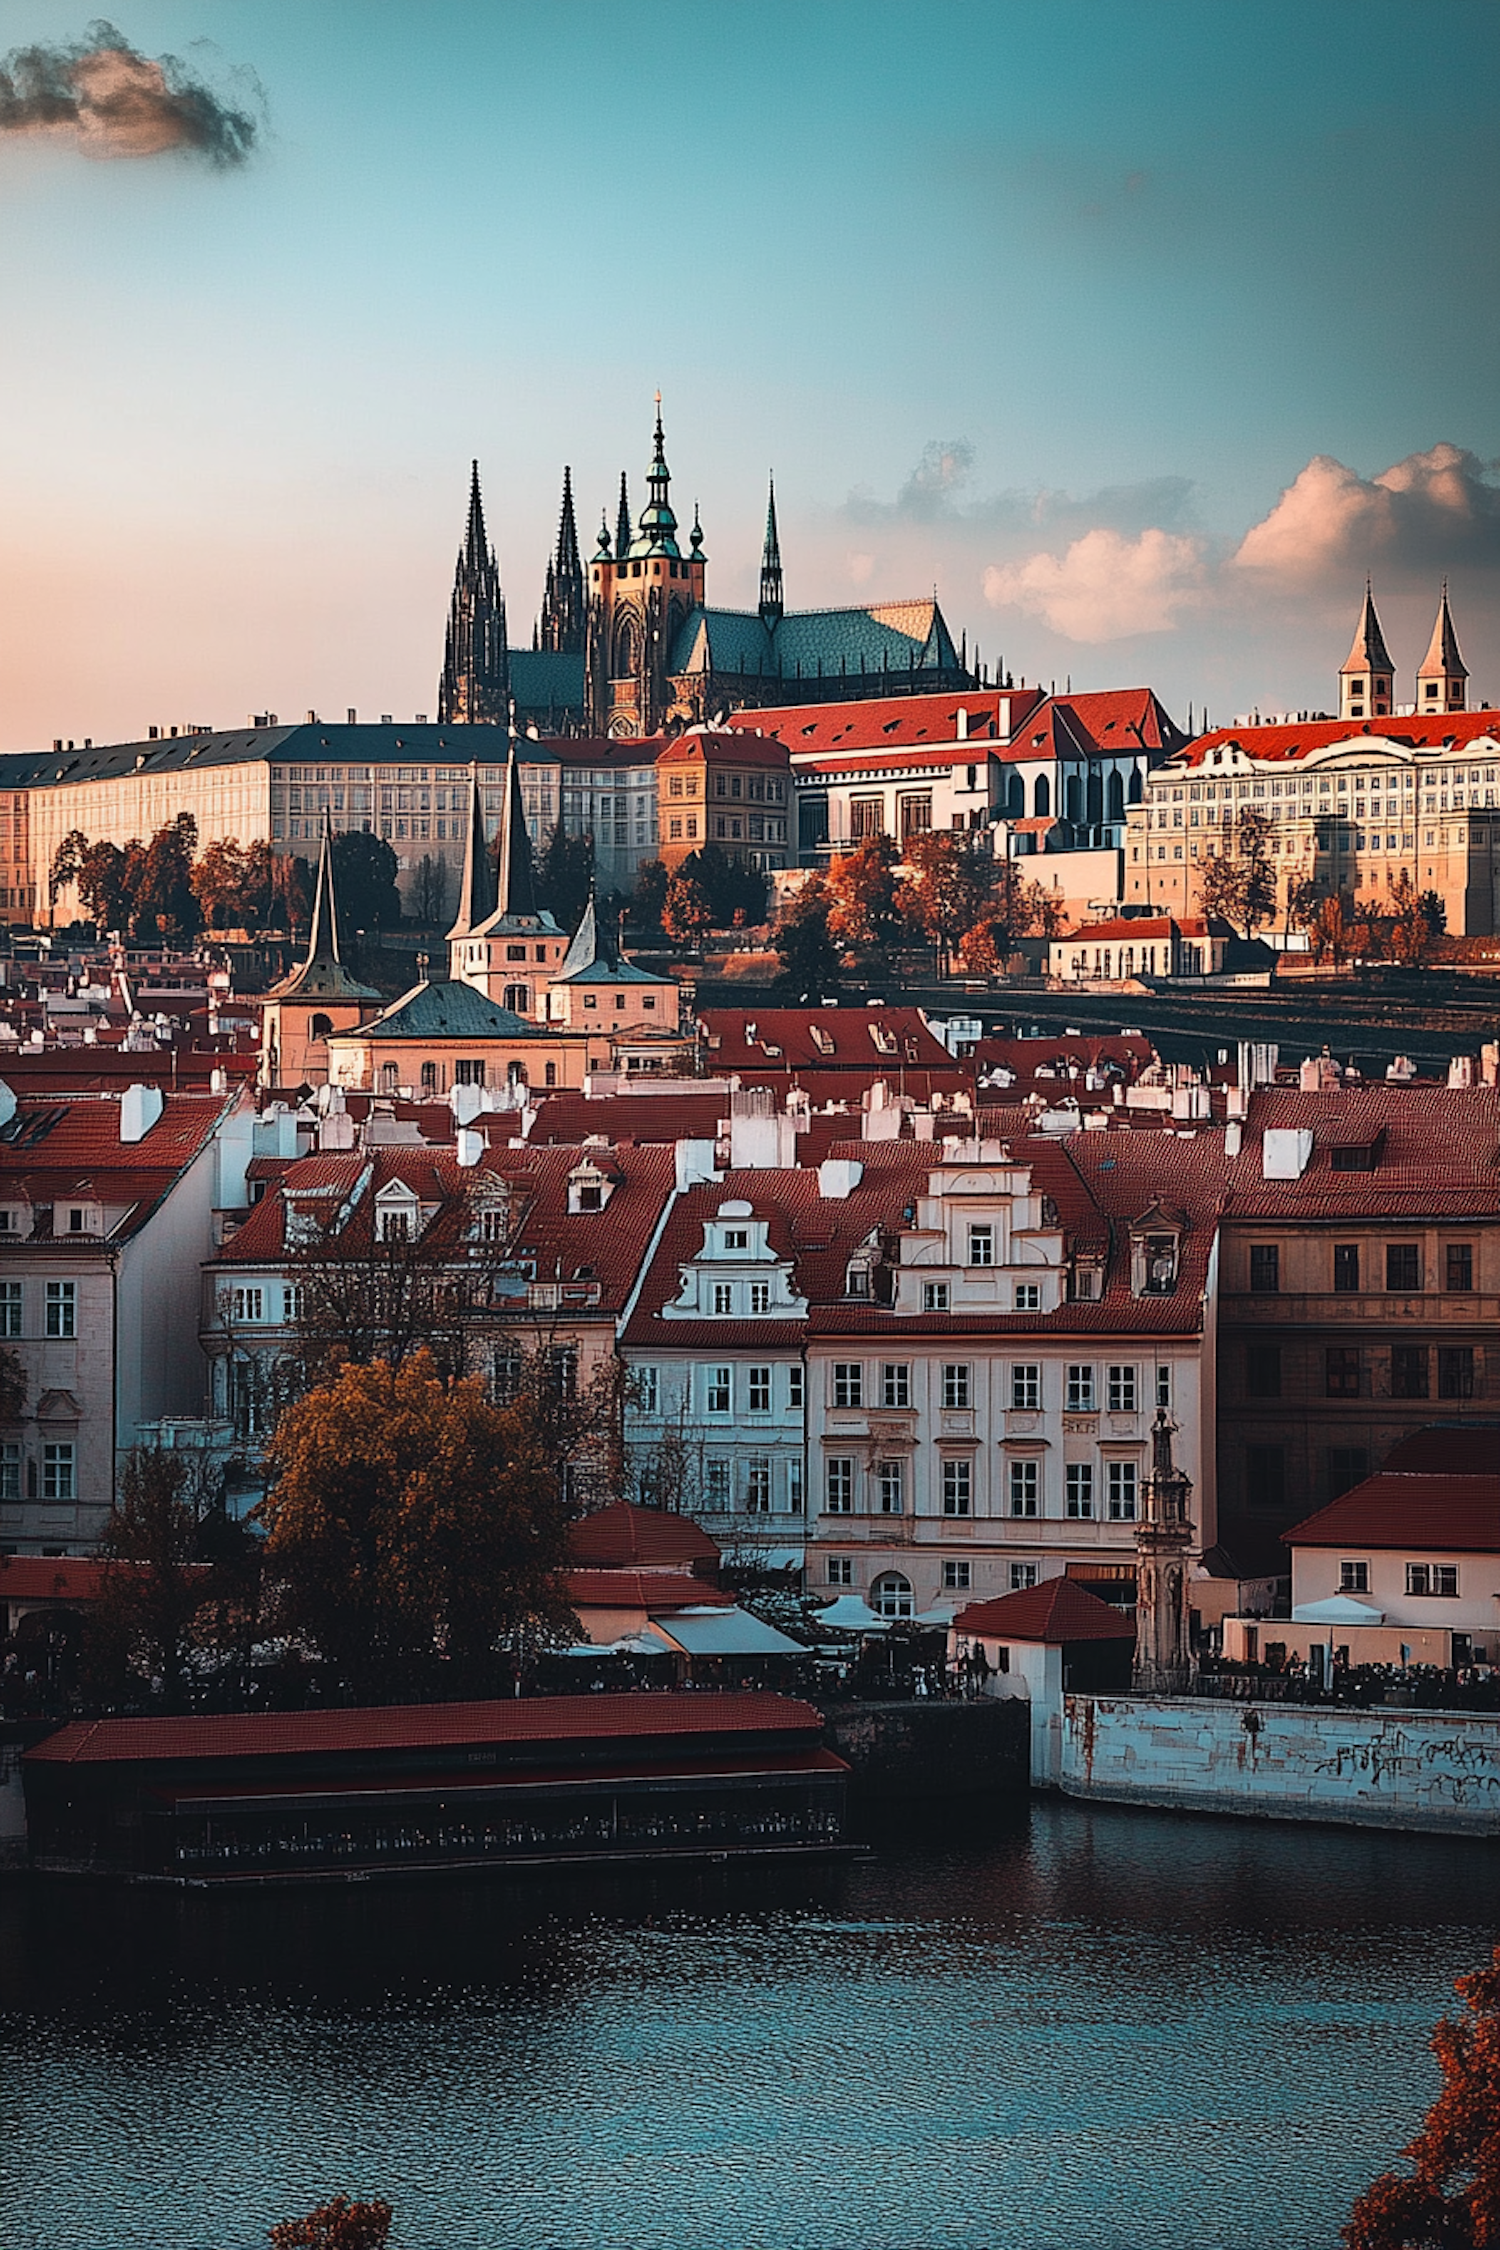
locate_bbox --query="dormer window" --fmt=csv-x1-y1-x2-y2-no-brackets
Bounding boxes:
723,1229,749,1251
1143,1237,1176,1293
567,1161,615,1215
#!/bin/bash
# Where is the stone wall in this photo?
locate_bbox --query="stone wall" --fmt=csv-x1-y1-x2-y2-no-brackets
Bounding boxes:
1060,1694,1500,1835
821,1699,1029,1802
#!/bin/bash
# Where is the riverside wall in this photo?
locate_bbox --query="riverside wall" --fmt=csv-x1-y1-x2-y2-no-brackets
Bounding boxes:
1060,1694,1500,1836
822,1699,1029,1801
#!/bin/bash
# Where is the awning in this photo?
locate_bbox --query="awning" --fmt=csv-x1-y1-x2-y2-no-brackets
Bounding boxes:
812,1596,894,1635
643,1607,806,1658
1291,1594,1386,1626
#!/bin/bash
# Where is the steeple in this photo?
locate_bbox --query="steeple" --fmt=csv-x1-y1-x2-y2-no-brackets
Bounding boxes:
270,820,380,1003
1416,582,1468,714
537,466,585,655
633,394,680,557
479,738,539,927
1339,580,1395,723
614,473,633,566
437,460,510,727
555,885,616,979
758,474,784,628
446,765,497,942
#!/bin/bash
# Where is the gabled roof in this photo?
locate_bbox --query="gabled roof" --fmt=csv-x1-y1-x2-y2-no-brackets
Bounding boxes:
0,1090,239,1244
1224,1086,1500,1220
953,1578,1136,1643
655,729,790,769
336,979,543,1043
1284,1473,1500,1554
570,1501,720,1571
729,687,1044,756
670,599,963,684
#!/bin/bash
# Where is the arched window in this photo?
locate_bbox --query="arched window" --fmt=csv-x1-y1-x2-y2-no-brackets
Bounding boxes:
1086,772,1103,825
1107,772,1125,822
309,1013,333,1042
1128,767,1144,804
507,1061,528,1088
613,613,641,679
872,1572,914,1620
1033,774,1050,818
1006,773,1024,818
1066,775,1082,823
380,1062,399,1092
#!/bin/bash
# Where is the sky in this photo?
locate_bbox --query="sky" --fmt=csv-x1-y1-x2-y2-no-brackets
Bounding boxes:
0,0,1497,752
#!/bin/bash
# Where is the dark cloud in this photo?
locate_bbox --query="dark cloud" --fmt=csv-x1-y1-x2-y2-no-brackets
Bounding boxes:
0,18,260,166
841,442,1197,541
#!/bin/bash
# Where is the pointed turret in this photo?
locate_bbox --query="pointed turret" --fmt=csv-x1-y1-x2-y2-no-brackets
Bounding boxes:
478,738,539,927
1339,580,1395,722
537,466,586,654
270,821,380,1003
555,886,615,979
633,394,680,557
437,460,510,727
446,765,498,942
1416,582,1468,714
759,474,784,629
615,474,633,565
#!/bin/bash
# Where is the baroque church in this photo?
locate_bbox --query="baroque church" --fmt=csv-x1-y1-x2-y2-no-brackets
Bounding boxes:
439,405,974,741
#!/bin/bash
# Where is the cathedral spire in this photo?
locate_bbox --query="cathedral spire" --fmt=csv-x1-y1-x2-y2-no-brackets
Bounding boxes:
446,764,498,941
438,459,510,727
635,393,680,556
304,815,343,969
1417,581,1468,713
615,473,633,565
759,473,784,628
489,737,537,923
1338,579,1394,723
538,466,585,654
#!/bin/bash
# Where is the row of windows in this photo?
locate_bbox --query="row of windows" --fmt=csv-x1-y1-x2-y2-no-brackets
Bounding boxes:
699,1457,804,1513
824,1561,1038,1604
635,1365,805,1416
1248,1243,1475,1294
0,1281,75,1340
918,1281,1048,1312
0,1440,75,1502
1246,1343,1477,1401
656,1361,1176,1415
823,1455,1139,1520
1339,1559,1462,1598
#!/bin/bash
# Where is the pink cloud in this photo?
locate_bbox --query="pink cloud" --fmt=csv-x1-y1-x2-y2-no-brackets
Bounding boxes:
983,526,1204,641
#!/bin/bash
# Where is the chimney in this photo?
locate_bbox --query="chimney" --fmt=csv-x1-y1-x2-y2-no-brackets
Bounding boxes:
456,1127,484,1168
346,708,357,725
1225,1118,1243,1158
1262,1127,1313,1180
120,1083,164,1144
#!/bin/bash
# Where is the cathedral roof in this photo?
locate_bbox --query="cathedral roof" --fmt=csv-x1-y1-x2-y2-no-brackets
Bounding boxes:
669,598,962,685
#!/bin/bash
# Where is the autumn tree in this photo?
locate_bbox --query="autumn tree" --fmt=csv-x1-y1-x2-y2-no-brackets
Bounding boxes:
958,863,1063,971
773,878,842,996
49,833,143,933
269,2196,393,2250
1310,892,1355,965
257,1353,576,1695
1343,1944,1500,2250
661,869,714,948
898,831,997,970
1198,808,1277,936
135,814,201,940
825,834,903,964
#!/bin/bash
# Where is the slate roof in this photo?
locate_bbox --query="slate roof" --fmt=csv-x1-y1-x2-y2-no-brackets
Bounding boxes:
339,979,543,1043
4,722,557,789
1166,709,1500,771
510,649,585,714
1223,1086,1500,1220
1283,1473,1500,1554
670,599,962,683
952,1578,1136,1643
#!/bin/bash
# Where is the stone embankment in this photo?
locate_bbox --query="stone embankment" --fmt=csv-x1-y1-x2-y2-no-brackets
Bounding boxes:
821,1698,1029,1802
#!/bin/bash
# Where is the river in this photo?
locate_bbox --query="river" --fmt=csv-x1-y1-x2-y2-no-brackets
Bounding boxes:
1,1799,1494,2250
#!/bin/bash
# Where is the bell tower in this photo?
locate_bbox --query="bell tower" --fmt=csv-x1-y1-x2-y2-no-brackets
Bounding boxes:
584,399,707,737
1132,1409,1197,1695
1416,583,1467,714
1339,581,1395,723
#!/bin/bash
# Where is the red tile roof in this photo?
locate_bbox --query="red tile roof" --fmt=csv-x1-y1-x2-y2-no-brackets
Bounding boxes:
1224,1087,1500,1220
700,1007,952,1075
570,1501,721,1571
726,687,1045,755
1170,709,1500,770
565,1570,734,1612
1056,916,1208,944
656,731,790,768
25,1690,827,1765
0,1090,238,1240
1284,1473,1500,1553
953,1578,1136,1643
0,1556,110,1604
521,1092,727,1145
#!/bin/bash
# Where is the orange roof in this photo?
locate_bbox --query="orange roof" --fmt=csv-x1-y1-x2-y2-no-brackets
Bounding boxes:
727,687,1044,755
1285,1473,1500,1553
656,731,790,768
953,1578,1136,1643
569,1501,720,1571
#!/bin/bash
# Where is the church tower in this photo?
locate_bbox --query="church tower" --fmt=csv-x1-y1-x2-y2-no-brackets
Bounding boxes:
537,466,586,655
260,820,381,1088
759,475,784,629
1416,583,1468,714
585,400,707,737
447,747,565,1010
1339,581,1395,724
438,461,510,727
1132,1410,1197,1696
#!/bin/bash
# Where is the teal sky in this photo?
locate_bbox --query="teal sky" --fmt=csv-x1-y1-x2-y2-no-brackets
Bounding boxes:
0,0,1496,749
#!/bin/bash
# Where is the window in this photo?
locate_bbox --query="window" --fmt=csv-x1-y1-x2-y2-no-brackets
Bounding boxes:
787,1363,805,1410
833,1363,863,1408
1439,1346,1475,1400
1386,1244,1421,1291
745,1459,771,1513
1446,1244,1474,1293
1107,1462,1138,1521
1012,1363,1041,1410
944,1459,973,1515
454,1058,487,1086
788,1459,804,1513
872,1572,914,1619
635,1366,660,1415
722,1229,749,1250
1249,1246,1280,1294
877,1459,905,1514
1391,1346,1429,1399
544,1346,578,1401
943,1560,971,1591
1339,1560,1370,1593
1246,1444,1285,1511
826,1457,855,1513
712,1282,734,1316
1107,1366,1138,1412
1156,1365,1172,1410
706,1366,731,1414
747,1366,771,1413
0,1282,20,1338
922,1282,950,1312
705,1460,731,1511
1406,1563,1459,1598
1008,1460,1038,1517
1333,1245,1360,1293
882,1363,910,1409
45,1281,76,1339
42,1443,75,1501
0,1441,17,1500
1329,1446,1367,1498
1010,1563,1038,1592
943,1363,971,1409
1325,1348,1360,1399
967,1224,994,1267
1066,1364,1096,1412
1246,1346,1281,1399
749,1281,771,1316
1066,1464,1094,1519
1013,1283,1041,1311
827,1557,853,1587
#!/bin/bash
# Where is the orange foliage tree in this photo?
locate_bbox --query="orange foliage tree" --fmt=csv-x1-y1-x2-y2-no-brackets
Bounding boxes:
257,1351,576,1696
898,832,996,970
1344,1945,1500,2250
825,834,903,963
270,2195,393,2249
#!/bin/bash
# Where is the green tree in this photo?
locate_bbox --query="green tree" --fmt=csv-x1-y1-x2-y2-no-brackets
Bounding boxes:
409,853,449,929
774,879,842,996
257,1352,576,1696
331,829,402,931
533,822,594,931
1344,1944,1500,2250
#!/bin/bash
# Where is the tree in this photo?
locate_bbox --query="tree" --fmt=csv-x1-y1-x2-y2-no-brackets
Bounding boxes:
958,863,1064,971
272,1183,492,1395
1199,808,1277,936
632,857,669,935
409,853,449,929
191,838,258,931
826,834,903,963
0,1345,25,1425
898,832,996,970
49,832,142,933
1309,892,1354,965
1343,1943,1500,2250
773,879,841,996
661,869,714,949
331,830,401,931
272,849,315,939
1386,873,1437,968
135,814,201,941
533,823,593,932
270,2196,394,2250
89,1449,207,1709
257,1353,576,1695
